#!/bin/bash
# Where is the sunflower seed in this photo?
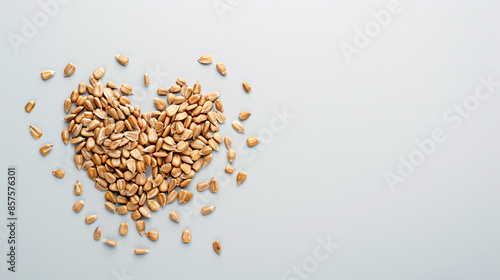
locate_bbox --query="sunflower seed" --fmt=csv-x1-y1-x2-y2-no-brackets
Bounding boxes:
201,205,216,215
64,63,75,77
239,111,251,120
242,81,251,92
198,54,213,64
74,181,83,195
225,165,236,174
224,136,231,149
134,248,149,254
182,227,191,243
146,230,159,241
93,67,105,79
119,221,128,235
136,220,145,235
197,181,209,192
231,120,244,132
25,100,36,113
39,144,53,156
216,62,227,76
169,210,180,222
52,169,65,178
227,149,235,163
213,240,221,254
41,70,55,80
73,200,85,212
237,171,247,186
144,72,149,86
116,54,129,66
247,136,260,147
94,226,101,240
209,177,218,193
85,215,98,224
29,125,43,139
103,239,117,246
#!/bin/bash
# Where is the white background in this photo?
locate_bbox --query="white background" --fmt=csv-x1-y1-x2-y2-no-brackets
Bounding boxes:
1,0,500,279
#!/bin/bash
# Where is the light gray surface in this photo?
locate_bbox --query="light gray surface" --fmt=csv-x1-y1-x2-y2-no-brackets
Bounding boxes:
1,0,500,279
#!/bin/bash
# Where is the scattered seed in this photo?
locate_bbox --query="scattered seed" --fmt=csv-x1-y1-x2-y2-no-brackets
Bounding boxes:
119,221,128,235
136,220,145,235
144,72,149,86
198,54,213,64
153,98,166,111
148,200,160,212
52,169,65,178
237,171,247,186
74,181,83,195
213,240,221,254
169,211,180,222
139,205,151,218
224,136,231,149
93,67,105,79
225,165,236,174
231,120,244,133
214,62,226,76
39,144,53,156
209,177,219,193
29,125,43,139
116,205,128,215
227,149,235,163
73,200,85,212
105,202,116,212
134,248,149,254
116,54,129,66
247,137,260,147
146,230,159,241
182,227,191,243
201,205,216,215
64,63,76,77
41,70,55,80
85,215,98,224
120,83,133,95
103,239,117,246
239,111,251,120
94,226,101,240
242,81,251,92
25,100,36,113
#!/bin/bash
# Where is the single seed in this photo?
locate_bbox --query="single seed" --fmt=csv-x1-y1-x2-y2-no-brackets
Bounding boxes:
25,100,36,113
72,200,85,212
52,169,65,178
197,181,209,192
94,226,101,240
119,221,128,235
176,77,188,86
153,98,166,111
64,63,75,77
116,205,128,214
227,149,235,163
247,137,260,147
216,62,227,76
210,177,219,193
239,111,251,120
237,171,247,186
182,227,191,243
116,54,129,66
198,54,213,64
213,240,221,254
225,165,236,174
131,210,142,220
120,83,133,95
193,81,201,94
139,206,151,218
147,200,160,212
107,81,117,89
64,99,71,113
134,248,149,254
146,230,159,241
74,154,83,170
224,136,231,149
41,70,55,80
144,72,149,86
29,125,43,139
103,239,117,246
157,193,166,207
74,181,83,195
169,211,180,222
93,67,105,79
136,220,145,235
85,215,98,224
61,130,70,144
39,144,53,156
78,80,86,94
242,81,251,92
105,202,116,212
201,205,216,215
231,120,244,132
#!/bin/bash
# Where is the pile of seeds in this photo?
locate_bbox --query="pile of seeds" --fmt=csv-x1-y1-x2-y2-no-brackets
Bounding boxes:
29,54,259,255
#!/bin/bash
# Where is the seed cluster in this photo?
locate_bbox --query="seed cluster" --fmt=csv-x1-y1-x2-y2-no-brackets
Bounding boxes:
31,53,258,255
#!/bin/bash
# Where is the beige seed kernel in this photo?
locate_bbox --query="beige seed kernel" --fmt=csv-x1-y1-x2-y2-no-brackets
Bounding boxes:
197,181,209,192
94,226,101,240
134,248,149,254
93,67,105,79
136,220,145,235
148,200,160,212
182,227,191,243
193,81,201,94
39,144,53,156
74,154,83,170
224,136,231,149
103,239,117,246
242,81,251,92
157,193,167,207
74,181,83,195
231,120,244,133
52,169,65,178
210,177,219,193
225,165,236,174
78,80,86,94
29,125,43,139
213,240,221,254
146,230,159,241
107,81,117,89
116,206,128,215
64,63,75,77
247,137,260,147
119,221,128,235
201,205,215,215
216,62,227,76
153,98,166,111
239,111,251,120
169,210,180,222
139,206,151,218
41,70,55,80
227,149,235,163
120,83,133,95
198,54,213,64
105,202,116,212
25,100,36,113
116,54,129,66
72,200,85,212
237,171,247,186
64,99,71,113
144,72,149,86
61,130,70,144
85,215,98,224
